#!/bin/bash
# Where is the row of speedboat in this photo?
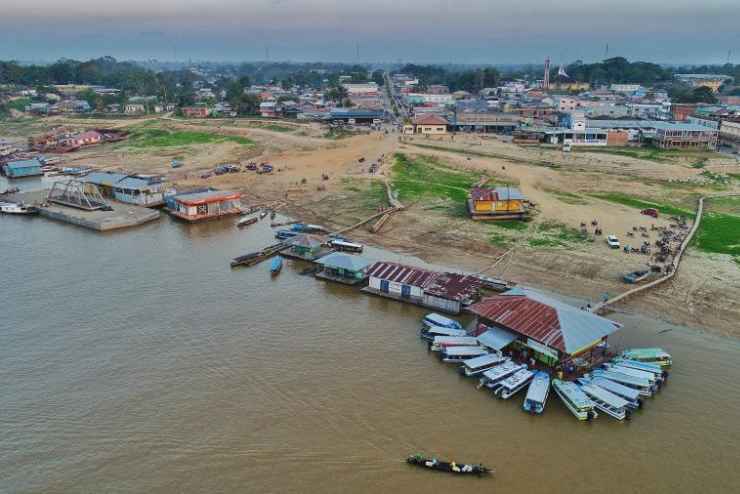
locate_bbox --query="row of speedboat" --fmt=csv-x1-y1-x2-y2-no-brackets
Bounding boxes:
549,356,669,421
419,312,671,422
421,314,551,415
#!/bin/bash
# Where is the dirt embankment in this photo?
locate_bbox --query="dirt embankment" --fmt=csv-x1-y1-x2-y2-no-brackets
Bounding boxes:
9,117,739,338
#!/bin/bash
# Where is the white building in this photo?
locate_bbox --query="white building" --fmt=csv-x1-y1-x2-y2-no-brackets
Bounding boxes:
342,83,379,96
609,84,642,93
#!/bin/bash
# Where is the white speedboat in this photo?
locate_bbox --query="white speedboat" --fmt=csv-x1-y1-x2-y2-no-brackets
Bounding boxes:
430,336,479,352
0,201,39,215
477,361,526,393
591,369,654,397
603,363,663,388
620,347,672,368
612,358,668,380
494,368,534,399
580,376,642,410
420,325,467,342
578,382,631,421
459,354,507,377
422,313,463,331
552,379,598,421
523,371,551,415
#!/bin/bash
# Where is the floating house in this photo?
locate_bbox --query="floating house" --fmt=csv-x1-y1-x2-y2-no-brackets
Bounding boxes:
166,189,241,222
467,287,622,369
468,186,527,220
288,234,324,260
2,158,43,178
81,172,166,207
364,261,481,314
315,252,371,285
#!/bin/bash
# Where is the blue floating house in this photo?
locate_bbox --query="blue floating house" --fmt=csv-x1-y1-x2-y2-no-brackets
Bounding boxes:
2,158,43,178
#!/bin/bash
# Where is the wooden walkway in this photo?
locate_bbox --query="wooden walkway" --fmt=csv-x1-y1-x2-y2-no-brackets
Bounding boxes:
594,192,739,315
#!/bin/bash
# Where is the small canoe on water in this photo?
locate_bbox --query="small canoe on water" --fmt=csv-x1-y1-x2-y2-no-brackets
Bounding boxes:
237,216,259,228
270,256,283,275
406,454,490,476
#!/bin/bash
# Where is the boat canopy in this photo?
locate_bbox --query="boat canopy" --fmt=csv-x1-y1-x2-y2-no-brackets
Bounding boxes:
424,326,467,337
424,313,463,330
432,336,479,347
525,371,551,402
621,347,671,361
461,353,505,370
481,361,524,381
553,380,592,409
592,369,651,388
590,376,641,401
498,369,534,390
476,325,518,350
443,346,489,357
580,383,629,409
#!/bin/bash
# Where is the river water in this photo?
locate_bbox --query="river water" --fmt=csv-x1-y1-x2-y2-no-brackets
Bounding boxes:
2,176,740,493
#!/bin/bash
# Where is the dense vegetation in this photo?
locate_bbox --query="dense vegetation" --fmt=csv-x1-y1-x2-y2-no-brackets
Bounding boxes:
391,153,479,205
395,64,500,92
127,128,254,148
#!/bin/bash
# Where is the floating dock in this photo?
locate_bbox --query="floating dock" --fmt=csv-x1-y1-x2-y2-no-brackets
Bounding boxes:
7,190,161,232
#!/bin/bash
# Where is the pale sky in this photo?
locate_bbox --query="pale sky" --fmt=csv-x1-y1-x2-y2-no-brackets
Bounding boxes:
1,0,738,64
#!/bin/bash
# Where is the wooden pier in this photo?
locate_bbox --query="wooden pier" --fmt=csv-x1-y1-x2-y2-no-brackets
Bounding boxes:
230,241,291,268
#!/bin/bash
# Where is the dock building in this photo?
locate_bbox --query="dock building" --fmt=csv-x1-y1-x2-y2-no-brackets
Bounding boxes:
2,158,43,178
166,189,241,222
81,172,166,207
467,287,622,369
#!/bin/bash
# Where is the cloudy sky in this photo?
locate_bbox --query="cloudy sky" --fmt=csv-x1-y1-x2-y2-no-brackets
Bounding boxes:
1,0,738,64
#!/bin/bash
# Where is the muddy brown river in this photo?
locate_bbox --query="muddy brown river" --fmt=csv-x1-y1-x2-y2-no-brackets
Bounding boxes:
2,176,739,493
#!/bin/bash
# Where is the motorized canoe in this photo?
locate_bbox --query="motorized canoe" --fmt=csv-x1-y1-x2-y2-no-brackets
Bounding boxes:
406,454,490,476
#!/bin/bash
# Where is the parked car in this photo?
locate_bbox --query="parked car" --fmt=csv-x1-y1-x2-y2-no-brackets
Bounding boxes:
606,235,620,249
641,208,658,218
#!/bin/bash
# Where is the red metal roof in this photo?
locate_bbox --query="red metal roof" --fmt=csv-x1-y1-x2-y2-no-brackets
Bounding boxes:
366,262,481,302
413,114,448,126
467,295,565,352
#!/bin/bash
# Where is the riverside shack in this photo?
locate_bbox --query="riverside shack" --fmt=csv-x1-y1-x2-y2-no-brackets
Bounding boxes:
2,158,43,178
315,252,371,285
468,186,527,220
467,287,622,369
166,189,241,222
288,234,324,260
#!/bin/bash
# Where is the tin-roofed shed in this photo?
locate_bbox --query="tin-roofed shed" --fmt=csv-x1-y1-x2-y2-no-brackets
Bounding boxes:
315,252,371,285
2,158,43,178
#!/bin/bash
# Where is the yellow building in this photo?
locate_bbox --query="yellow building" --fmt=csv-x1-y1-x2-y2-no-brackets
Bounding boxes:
469,186,527,219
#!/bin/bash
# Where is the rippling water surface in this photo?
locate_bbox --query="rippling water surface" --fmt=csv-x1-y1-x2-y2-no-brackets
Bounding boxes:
2,176,739,493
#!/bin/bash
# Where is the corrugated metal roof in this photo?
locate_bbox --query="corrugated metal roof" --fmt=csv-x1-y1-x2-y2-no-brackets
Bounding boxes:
477,325,518,350
82,172,161,190
4,159,41,169
174,189,240,205
467,287,621,355
316,252,370,271
290,234,322,248
366,262,481,302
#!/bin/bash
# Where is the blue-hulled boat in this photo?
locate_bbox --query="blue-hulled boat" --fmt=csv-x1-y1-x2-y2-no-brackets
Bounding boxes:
275,229,298,240
270,256,283,275
523,371,551,414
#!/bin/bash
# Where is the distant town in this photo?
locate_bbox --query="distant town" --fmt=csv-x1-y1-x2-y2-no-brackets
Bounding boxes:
1,57,739,152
